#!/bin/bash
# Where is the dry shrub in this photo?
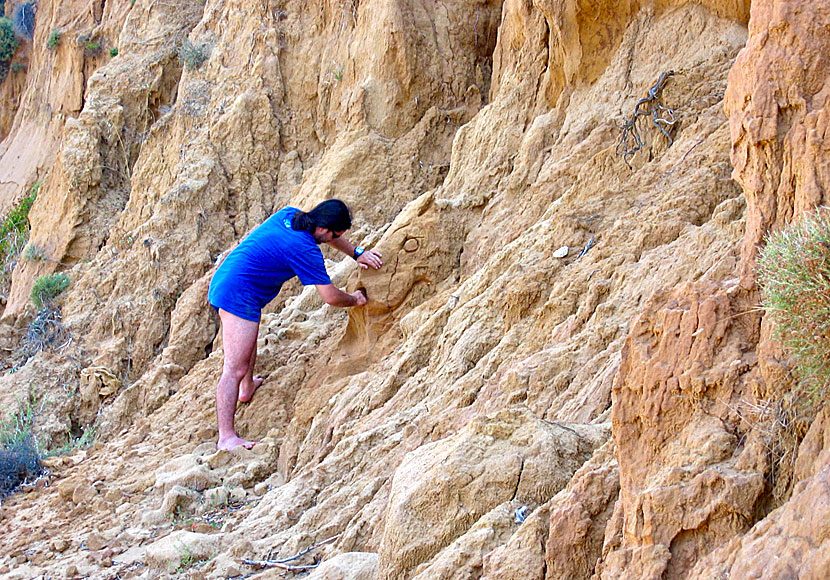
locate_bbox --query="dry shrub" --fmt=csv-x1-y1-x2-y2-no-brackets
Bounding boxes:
757,208,830,403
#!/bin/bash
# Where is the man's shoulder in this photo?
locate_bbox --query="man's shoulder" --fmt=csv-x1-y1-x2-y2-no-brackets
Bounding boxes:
260,208,316,249
260,207,297,231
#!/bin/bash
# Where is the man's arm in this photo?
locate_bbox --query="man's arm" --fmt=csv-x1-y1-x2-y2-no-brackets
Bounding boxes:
326,237,383,270
315,284,367,307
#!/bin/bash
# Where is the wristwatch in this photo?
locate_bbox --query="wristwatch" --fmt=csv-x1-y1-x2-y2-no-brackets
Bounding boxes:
353,246,365,260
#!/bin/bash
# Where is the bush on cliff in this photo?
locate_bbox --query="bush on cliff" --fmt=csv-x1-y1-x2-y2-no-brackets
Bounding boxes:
46,28,60,50
0,181,38,295
0,391,44,499
30,273,70,308
757,209,830,399
0,16,18,62
0,437,41,498
178,38,210,71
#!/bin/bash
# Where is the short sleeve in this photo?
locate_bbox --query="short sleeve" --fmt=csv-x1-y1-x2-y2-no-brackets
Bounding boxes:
287,244,332,286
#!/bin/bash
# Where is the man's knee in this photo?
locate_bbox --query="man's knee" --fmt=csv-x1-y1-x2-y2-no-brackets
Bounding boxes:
222,361,250,382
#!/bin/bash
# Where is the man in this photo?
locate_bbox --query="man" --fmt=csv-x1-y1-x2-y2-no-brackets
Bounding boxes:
208,199,383,450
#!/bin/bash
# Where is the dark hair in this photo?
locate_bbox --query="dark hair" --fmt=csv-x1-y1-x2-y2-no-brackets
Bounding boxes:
291,199,352,233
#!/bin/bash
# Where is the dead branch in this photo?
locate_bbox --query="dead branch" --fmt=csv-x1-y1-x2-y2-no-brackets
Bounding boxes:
240,559,320,571
616,70,677,168
241,534,341,570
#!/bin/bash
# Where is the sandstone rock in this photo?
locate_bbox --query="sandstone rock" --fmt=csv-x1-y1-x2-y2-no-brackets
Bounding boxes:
481,504,550,580
144,531,224,572
378,408,606,580
154,455,219,494
305,552,379,580
203,486,230,508
193,442,216,456
1,1,825,580
208,554,242,579
409,502,521,580
78,366,121,424
72,483,99,505
51,538,69,553
86,532,107,552
227,486,247,504
205,450,232,470
253,471,286,497
160,484,203,517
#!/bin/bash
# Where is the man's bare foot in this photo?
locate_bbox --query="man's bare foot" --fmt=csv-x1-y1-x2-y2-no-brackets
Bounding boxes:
239,375,264,403
217,435,257,451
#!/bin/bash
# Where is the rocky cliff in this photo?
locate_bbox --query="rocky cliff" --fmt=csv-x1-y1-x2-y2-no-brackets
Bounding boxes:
0,0,828,578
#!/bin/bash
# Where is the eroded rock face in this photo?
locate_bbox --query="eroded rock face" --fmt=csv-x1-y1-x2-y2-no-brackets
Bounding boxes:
601,281,766,579
0,1,828,580
725,0,830,284
378,408,606,580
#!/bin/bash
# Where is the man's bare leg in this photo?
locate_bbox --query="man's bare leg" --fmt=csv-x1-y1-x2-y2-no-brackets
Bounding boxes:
216,309,260,450
239,346,263,403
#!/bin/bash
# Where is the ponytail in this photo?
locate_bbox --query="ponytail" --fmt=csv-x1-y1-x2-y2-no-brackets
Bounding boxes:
291,199,352,233
291,210,315,233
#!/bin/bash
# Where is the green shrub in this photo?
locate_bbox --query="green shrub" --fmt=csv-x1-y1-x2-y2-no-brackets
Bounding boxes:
47,28,61,50
83,41,101,55
53,423,96,456
30,273,69,308
0,390,44,499
109,46,118,57
0,181,39,291
177,38,210,71
0,389,41,449
23,244,45,261
0,17,18,63
757,209,830,399
0,181,37,245
11,61,24,72
0,437,42,498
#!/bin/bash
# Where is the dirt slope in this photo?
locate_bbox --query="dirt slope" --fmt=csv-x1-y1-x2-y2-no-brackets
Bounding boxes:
0,0,828,579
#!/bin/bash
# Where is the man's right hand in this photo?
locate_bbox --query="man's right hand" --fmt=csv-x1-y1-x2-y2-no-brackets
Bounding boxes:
351,290,368,307
316,283,368,307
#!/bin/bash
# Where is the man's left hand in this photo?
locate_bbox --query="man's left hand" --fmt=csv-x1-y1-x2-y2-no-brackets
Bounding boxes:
357,249,383,270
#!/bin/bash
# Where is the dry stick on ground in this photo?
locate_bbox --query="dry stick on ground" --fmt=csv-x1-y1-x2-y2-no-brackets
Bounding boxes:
242,534,341,570
616,70,677,168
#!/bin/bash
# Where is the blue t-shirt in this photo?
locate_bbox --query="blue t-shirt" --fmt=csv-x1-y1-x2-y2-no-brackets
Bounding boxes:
208,207,332,321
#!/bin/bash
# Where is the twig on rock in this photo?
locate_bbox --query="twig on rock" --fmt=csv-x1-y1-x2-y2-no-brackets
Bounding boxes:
240,559,320,571
241,534,341,570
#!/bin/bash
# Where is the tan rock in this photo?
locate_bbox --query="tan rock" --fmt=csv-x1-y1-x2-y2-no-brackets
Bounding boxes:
144,530,225,571
86,532,106,552
203,486,230,507
378,408,606,580
71,483,98,505
2,2,827,580
160,484,203,517
154,455,220,494
205,450,232,470
544,440,619,580
304,552,379,580
51,538,69,553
